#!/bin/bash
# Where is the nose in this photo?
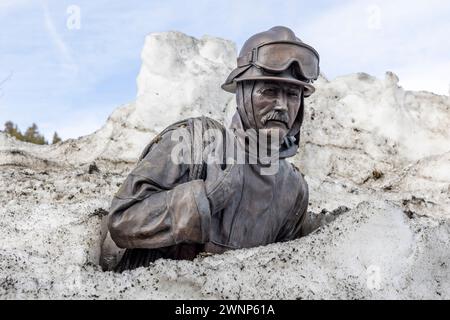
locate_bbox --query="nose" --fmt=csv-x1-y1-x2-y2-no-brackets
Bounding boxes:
273,91,288,112
273,101,288,112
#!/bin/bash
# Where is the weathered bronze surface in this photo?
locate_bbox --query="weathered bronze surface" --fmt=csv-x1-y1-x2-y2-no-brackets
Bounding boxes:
100,26,320,272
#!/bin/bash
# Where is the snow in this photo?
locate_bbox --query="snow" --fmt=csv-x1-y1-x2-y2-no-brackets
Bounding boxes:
0,31,449,299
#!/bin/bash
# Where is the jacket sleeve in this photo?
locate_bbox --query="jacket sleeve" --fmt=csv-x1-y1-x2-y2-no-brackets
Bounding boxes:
276,173,309,242
108,131,211,249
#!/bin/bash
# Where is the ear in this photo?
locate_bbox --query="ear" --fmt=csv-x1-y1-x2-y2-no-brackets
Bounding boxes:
289,88,304,145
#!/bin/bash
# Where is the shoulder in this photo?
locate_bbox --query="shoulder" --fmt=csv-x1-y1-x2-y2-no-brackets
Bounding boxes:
280,160,308,190
139,117,224,159
128,126,191,189
139,119,192,160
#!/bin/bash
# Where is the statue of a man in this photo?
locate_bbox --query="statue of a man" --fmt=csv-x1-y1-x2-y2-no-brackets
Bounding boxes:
100,26,320,272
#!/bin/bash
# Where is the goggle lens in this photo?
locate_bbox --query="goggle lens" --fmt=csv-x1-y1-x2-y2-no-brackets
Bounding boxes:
255,42,319,80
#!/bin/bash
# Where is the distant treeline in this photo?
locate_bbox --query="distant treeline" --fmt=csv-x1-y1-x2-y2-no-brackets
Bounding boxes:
3,121,62,145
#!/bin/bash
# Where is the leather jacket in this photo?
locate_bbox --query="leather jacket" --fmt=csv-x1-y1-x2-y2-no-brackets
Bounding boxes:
103,115,309,272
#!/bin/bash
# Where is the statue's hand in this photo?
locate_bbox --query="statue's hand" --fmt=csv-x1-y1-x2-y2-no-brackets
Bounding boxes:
204,160,240,214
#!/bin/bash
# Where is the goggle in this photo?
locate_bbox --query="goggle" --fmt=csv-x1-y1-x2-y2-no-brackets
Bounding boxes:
237,41,320,81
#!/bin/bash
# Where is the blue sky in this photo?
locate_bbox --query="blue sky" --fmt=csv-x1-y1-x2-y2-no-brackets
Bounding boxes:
1,0,449,140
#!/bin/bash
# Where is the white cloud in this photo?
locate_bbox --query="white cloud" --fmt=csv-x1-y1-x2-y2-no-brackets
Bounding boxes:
41,1,78,74
44,114,105,141
38,103,112,141
0,0,30,13
298,0,450,94
396,61,450,96
1,0,449,140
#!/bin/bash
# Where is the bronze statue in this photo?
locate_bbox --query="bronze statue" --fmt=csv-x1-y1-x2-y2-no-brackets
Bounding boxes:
100,26,320,272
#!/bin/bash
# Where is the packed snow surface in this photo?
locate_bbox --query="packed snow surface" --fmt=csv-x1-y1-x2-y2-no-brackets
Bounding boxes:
1,31,449,299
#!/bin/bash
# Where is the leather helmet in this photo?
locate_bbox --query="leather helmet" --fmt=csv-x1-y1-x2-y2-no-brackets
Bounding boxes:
222,26,320,97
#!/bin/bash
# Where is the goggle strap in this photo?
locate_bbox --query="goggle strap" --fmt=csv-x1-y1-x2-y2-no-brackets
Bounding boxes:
250,48,257,63
237,49,259,67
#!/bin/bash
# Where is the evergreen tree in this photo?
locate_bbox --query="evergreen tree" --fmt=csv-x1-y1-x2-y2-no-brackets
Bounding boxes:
52,131,62,144
24,123,48,145
4,121,24,141
4,121,49,145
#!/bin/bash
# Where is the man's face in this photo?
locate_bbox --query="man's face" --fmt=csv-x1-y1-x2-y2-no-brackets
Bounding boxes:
251,80,302,140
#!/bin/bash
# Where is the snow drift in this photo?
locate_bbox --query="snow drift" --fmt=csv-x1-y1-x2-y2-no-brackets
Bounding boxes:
0,31,449,299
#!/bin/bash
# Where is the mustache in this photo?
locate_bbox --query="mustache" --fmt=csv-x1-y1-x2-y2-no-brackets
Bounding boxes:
260,110,290,126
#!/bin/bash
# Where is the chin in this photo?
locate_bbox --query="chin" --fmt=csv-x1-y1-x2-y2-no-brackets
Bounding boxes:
266,121,288,131
260,126,288,144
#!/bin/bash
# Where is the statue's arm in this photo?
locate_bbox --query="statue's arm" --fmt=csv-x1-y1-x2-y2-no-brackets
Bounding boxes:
107,133,211,249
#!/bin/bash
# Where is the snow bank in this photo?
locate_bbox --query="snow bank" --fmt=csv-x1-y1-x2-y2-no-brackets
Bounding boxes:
0,166,447,299
0,31,449,299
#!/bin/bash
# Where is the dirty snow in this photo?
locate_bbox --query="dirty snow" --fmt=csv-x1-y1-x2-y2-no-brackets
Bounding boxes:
0,31,449,299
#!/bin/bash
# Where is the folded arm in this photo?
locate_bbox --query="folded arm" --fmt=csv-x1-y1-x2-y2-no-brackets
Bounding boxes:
108,132,211,249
